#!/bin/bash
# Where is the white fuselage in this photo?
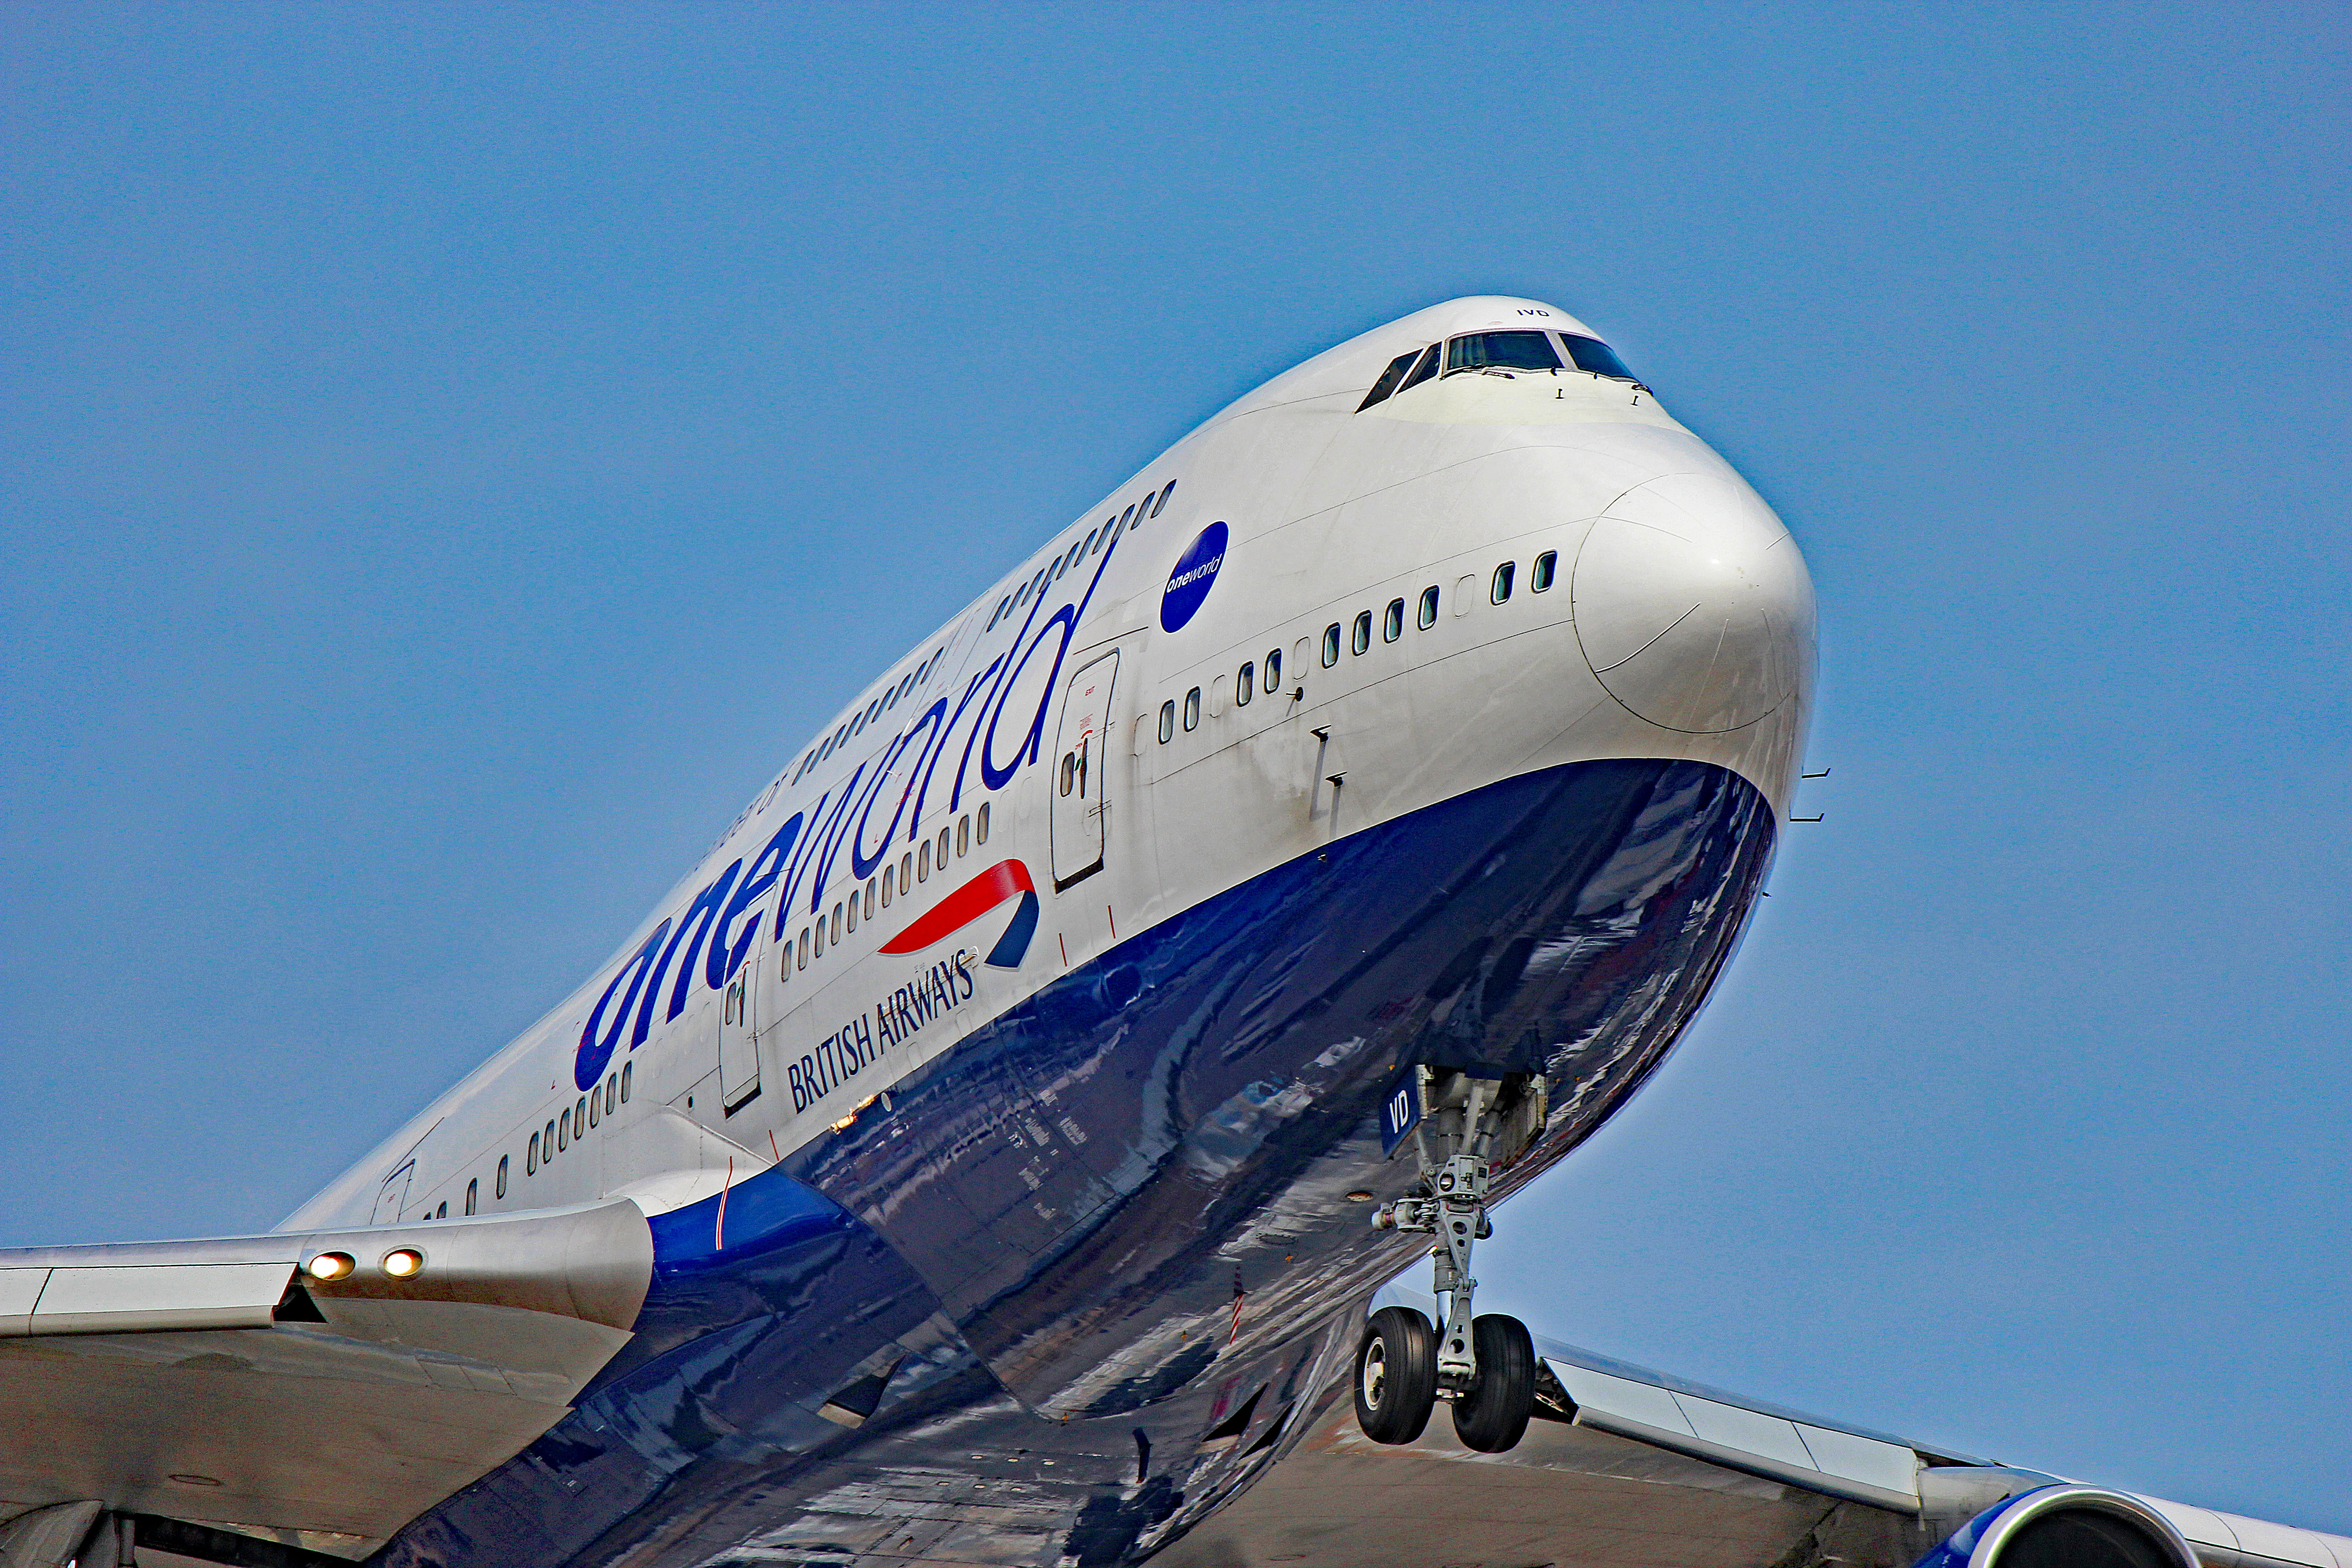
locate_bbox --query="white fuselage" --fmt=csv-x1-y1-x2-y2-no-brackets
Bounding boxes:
283,294,1815,1245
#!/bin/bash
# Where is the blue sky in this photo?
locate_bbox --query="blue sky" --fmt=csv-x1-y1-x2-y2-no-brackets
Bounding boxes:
3,1,2345,1533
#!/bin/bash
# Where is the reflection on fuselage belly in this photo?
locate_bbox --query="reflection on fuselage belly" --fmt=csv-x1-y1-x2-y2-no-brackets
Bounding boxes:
380,759,1774,1568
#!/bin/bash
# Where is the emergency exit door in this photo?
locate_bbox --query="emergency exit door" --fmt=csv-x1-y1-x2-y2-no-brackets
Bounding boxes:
1050,649,1120,890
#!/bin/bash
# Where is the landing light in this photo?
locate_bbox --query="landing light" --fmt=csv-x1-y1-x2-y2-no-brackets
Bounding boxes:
1345,1190,1373,1203
381,1248,425,1279
305,1251,355,1281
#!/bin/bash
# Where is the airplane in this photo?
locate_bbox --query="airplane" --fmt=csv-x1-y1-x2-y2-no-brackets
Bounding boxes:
0,297,2337,1568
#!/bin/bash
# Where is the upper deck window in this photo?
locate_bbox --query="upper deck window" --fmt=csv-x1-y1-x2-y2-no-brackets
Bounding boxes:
1445,331,1563,375
1558,333,1637,382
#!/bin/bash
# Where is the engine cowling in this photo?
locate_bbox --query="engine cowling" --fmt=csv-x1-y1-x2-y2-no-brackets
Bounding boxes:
1914,1485,2200,1568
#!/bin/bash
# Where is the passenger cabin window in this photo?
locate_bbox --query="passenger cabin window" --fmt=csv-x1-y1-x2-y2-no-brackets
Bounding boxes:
1158,701,1175,743
1352,611,1372,655
544,1117,555,1155
496,1155,509,1199
1321,623,1341,667
1357,348,1423,412
957,815,970,856
528,1132,539,1174
1492,562,1515,603
976,802,990,843
1385,598,1405,642
606,1073,617,1114
1418,585,1440,628
465,1178,478,1215
559,1108,570,1150
1446,331,1563,375
1264,649,1281,693
1153,479,1176,515
1531,550,1557,592
1236,661,1254,705
1559,334,1637,381
918,842,930,882
1183,687,1200,731
621,1062,632,1102
882,864,894,906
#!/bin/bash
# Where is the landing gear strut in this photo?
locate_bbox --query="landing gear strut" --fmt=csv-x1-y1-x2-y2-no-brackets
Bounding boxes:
1357,1068,1545,1453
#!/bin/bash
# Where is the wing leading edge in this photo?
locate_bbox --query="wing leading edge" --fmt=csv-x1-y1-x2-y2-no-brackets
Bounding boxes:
1155,1289,2352,1568
0,1200,652,1563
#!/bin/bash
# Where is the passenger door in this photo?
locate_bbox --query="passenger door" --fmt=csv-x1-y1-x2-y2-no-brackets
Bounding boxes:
370,1161,413,1225
1049,648,1120,890
718,929,763,1114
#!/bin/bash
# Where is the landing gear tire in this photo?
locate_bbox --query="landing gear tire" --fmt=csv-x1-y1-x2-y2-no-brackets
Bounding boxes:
1354,1305,1438,1444
1450,1314,1535,1453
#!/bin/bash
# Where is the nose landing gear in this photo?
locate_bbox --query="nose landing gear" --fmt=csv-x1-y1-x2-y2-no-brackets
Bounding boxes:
1356,1069,1545,1453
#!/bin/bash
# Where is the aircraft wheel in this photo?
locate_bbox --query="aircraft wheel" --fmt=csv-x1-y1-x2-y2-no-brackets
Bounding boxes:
1354,1305,1437,1444
1451,1313,1535,1452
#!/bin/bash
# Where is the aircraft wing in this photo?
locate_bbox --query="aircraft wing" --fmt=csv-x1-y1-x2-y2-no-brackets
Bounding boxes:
0,1202,652,1565
1156,1291,2352,1568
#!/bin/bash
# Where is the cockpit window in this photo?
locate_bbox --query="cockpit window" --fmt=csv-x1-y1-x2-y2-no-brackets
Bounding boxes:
1446,331,1563,374
1396,343,1440,394
1559,333,1637,382
1357,348,1422,412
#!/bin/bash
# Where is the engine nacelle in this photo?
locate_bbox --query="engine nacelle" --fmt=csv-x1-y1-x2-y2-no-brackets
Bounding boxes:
1914,1485,2200,1568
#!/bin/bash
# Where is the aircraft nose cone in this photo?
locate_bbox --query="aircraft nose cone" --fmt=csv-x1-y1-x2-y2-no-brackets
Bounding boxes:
1571,472,1815,734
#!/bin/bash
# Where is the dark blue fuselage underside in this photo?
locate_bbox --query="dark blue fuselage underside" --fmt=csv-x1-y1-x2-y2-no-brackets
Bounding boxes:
380,758,1775,1568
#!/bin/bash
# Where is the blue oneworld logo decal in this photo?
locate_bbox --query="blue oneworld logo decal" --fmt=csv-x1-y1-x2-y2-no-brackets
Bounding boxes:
1159,520,1227,633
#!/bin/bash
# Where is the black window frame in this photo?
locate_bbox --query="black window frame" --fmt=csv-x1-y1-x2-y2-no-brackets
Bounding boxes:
1392,343,1440,396
1357,347,1423,412
1445,331,1565,376
1558,333,1638,382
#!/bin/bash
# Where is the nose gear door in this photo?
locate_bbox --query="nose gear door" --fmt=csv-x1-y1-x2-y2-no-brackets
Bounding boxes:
1050,649,1120,890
